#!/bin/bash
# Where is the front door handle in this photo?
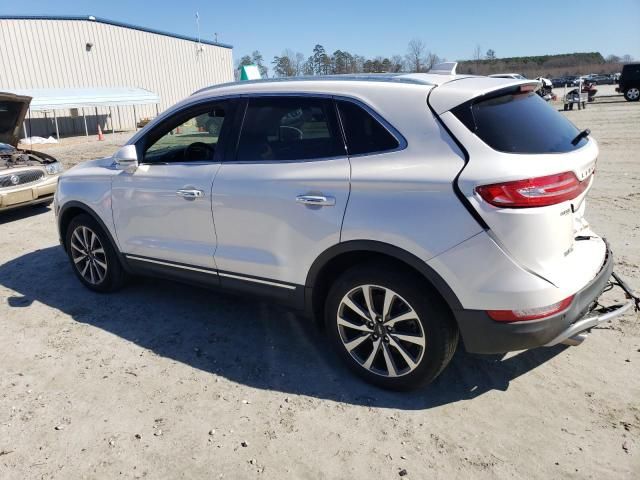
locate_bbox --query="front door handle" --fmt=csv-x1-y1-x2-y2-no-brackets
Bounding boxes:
176,189,204,199
296,195,336,207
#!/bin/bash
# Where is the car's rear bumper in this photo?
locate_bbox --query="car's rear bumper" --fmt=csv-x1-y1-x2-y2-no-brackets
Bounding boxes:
455,245,636,353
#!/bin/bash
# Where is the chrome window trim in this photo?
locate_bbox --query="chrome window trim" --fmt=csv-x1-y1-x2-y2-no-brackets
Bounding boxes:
129,92,408,164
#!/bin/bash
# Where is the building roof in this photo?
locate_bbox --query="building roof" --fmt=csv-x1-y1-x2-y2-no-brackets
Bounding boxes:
3,87,160,111
0,15,233,49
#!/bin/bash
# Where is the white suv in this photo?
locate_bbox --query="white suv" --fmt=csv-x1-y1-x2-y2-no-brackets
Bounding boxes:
55,65,638,390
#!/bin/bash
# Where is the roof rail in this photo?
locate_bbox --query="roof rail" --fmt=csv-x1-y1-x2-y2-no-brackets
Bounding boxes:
192,74,434,95
429,62,458,75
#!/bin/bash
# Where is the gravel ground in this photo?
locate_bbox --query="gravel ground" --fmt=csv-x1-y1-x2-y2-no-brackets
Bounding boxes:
1,94,639,479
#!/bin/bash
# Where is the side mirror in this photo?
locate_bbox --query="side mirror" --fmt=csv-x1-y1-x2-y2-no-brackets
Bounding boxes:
114,145,138,172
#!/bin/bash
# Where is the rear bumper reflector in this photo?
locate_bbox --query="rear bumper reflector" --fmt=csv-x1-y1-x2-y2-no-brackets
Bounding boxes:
487,295,574,322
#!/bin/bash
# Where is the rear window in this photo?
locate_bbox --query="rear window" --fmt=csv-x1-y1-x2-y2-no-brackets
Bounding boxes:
453,90,587,153
622,64,640,79
336,100,400,155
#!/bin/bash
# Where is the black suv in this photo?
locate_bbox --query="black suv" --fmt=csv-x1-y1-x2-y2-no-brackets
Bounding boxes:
617,63,640,101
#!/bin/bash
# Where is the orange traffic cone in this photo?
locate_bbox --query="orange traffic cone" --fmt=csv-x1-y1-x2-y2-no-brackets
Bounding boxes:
97,124,105,141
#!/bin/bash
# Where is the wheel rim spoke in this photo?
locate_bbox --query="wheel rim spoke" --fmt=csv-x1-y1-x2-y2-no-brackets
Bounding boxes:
361,285,377,319
93,257,107,268
362,338,381,370
72,230,86,251
391,332,426,348
342,296,371,321
382,342,398,377
337,316,373,333
382,289,395,320
82,227,90,250
388,336,418,370
95,262,106,282
80,259,90,277
385,308,418,327
344,334,369,352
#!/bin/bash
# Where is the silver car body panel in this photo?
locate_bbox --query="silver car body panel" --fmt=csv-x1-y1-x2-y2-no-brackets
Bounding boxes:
55,157,119,241
111,161,221,269
212,157,350,284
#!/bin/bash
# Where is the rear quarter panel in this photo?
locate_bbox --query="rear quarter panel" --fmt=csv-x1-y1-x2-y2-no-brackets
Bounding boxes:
340,86,483,263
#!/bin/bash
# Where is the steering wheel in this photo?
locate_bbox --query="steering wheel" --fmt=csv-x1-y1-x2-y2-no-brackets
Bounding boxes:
184,142,214,161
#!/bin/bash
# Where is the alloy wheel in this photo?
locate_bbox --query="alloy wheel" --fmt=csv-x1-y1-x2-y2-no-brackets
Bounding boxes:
336,284,426,377
627,88,640,100
70,226,108,285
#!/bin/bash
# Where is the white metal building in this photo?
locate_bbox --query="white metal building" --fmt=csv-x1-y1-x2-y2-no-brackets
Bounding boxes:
0,15,234,137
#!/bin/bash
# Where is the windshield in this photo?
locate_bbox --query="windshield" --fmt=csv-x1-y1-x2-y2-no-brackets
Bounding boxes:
454,90,587,154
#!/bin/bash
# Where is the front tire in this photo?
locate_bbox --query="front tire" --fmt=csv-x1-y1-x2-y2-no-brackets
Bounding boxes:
65,214,126,292
325,263,458,390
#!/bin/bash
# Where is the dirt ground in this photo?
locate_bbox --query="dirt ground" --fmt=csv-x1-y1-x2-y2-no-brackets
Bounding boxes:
1,93,639,479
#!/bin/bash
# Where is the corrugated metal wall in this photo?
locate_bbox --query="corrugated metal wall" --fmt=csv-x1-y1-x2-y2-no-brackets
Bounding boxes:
0,18,234,137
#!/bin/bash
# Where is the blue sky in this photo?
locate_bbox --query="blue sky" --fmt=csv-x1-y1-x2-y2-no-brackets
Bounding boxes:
3,0,639,66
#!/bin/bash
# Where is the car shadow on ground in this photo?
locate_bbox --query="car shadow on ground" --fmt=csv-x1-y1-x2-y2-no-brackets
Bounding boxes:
0,203,52,225
1,246,568,410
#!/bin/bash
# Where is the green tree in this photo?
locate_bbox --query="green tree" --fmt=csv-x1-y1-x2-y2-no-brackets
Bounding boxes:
311,44,329,75
486,49,496,60
250,50,268,78
272,55,295,77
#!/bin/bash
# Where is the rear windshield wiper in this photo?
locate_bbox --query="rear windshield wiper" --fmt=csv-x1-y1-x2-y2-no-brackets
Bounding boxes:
571,128,590,146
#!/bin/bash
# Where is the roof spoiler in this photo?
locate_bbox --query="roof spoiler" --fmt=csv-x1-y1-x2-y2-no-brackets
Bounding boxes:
428,62,457,75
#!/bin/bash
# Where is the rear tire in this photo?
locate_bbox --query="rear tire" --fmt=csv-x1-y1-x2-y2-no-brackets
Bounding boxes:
324,263,458,390
65,214,126,292
624,87,640,102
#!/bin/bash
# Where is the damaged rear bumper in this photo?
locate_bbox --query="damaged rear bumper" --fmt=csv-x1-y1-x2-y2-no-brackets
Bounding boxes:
544,271,637,346
456,245,638,354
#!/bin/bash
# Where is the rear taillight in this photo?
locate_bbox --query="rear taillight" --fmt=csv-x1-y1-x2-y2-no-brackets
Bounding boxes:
487,295,574,322
476,172,591,208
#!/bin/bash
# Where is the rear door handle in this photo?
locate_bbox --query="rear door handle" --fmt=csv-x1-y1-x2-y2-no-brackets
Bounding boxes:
296,195,336,206
176,189,204,199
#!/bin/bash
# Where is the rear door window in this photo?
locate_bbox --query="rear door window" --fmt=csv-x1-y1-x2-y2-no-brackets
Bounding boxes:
336,100,400,155
453,90,587,153
235,97,344,162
